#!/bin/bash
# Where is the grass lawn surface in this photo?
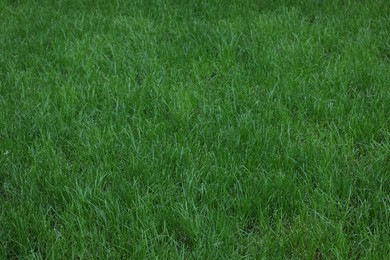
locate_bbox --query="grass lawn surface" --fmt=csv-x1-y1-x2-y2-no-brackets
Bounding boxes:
1,0,389,258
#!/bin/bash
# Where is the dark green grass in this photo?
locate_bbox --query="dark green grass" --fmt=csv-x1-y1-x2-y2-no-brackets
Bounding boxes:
1,0,389,258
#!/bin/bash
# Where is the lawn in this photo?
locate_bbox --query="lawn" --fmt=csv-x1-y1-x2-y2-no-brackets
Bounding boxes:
1,0,389,258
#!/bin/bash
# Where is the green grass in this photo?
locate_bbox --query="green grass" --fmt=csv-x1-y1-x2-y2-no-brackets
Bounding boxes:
1,0,389,258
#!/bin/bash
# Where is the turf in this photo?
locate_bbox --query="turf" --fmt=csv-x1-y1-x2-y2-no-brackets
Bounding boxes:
1,0,389,258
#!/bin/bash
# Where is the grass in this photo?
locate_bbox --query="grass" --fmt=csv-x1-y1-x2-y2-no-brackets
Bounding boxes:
0,0,389,258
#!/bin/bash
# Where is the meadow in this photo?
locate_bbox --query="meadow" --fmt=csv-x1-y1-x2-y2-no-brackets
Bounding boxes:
0,0,389,258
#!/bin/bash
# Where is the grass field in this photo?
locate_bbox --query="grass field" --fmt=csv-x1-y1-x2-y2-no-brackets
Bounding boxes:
1,0,389,258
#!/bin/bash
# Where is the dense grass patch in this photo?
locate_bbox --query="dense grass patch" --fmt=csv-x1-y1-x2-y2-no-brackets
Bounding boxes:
1,0,389,258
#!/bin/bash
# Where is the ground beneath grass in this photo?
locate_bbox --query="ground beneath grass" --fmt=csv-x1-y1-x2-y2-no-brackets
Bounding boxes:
1,0,389,258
